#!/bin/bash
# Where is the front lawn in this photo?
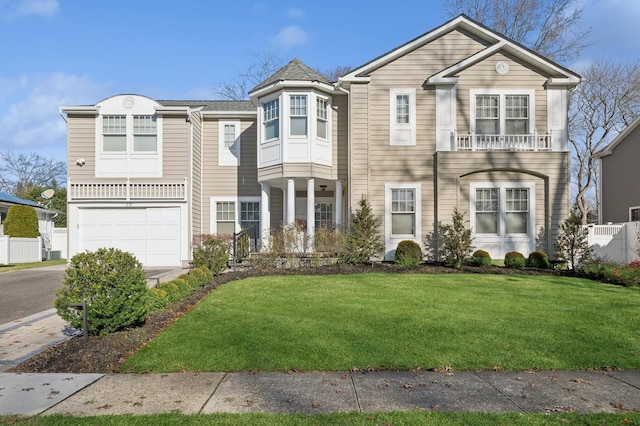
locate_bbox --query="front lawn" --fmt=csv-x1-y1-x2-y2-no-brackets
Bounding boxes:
122,273,640,372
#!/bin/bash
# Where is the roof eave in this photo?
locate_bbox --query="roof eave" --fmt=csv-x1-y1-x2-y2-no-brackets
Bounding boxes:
249,80,336,102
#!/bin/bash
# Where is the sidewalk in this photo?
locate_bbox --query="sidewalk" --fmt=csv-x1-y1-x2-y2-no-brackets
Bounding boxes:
1,369,639,416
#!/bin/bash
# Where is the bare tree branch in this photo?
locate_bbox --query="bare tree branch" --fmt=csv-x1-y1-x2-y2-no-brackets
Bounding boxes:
0,151,67,197
443,0,591,62
213,51,285,101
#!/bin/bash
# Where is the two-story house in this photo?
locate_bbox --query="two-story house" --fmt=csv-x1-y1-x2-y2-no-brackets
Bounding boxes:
60,15,580,266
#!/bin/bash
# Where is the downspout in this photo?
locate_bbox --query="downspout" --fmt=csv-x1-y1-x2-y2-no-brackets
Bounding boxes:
188,109,194,267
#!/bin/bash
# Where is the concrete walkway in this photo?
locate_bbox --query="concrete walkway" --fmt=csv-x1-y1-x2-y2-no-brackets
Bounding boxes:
1,369,639,416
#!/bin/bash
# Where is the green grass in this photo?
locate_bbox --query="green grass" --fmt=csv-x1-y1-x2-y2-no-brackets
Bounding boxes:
4,412,640,425
0,259,66,272
122,273,640,373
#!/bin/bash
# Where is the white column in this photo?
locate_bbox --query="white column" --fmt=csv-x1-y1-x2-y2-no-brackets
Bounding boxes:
286,178,295,226
306,178,315,249
335,180,343,228
260,183,270,251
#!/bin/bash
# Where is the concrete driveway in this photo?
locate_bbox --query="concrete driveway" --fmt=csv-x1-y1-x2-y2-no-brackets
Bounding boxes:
0,265,65,324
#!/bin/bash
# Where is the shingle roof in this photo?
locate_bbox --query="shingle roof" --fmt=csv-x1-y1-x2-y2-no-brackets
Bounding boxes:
250,59,331,93
157,100,254,112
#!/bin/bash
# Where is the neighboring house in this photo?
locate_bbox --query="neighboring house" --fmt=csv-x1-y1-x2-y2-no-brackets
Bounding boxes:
594,116,640,223
0,192,59,250
60,15,580,266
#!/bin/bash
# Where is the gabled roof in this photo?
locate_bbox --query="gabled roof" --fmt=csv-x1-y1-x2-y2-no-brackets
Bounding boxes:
249,59,333,99
594,116,640,158
339,14,580,87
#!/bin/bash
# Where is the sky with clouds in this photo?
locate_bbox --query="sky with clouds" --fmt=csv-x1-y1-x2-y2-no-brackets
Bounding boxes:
0,0,637,163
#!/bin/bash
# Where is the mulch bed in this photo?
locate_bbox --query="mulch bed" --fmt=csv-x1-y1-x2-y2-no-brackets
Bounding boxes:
9,263,561,374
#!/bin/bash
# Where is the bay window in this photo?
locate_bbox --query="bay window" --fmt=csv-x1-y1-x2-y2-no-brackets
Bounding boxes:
290,95,307,136
316,98,328,139
263,99,279,140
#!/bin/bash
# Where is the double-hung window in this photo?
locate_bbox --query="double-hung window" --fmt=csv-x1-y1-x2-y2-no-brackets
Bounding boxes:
216,201,236,235
263,99,279,140
473,91,532,135
133,115,157,152
475,188,499,234
219,121,240,166
290,95,307,136
473,185,531,235
505,188,529,234
316,98,328,139
102,115,127,152
391,188,415,236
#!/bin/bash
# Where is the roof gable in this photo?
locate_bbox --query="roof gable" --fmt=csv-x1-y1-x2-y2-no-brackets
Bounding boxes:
595,116,640,158
340,14,580,87
249,59,332,97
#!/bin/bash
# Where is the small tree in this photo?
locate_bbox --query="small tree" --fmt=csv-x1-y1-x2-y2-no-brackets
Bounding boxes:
341,196,384,264
555,211,591,271
439,207,473,268
2,205,39,238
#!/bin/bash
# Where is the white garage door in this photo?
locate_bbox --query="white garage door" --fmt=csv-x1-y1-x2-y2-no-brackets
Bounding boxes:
79,208,181,266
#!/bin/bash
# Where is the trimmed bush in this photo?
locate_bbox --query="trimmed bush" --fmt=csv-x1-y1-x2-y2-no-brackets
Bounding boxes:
2,205,39,238
504,251,525,269
148,287,169,311
54,248,150,336
192,237,230,275
394,240,423,266
526,250,551,269
469,249,492,267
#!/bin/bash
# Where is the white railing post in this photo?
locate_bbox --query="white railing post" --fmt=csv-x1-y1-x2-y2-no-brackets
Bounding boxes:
533,129,538,151
470,130,476,151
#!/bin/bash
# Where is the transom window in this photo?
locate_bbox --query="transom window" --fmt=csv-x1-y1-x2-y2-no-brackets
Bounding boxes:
316,98,328,139
263,99,279,140
133,115,157,152
391,188,415,236
290,95,307,136
474,93,531,135
216,201,236,235
102,115,126,152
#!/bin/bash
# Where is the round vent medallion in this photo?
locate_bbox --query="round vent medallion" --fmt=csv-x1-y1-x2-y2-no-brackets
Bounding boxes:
122,96,135,109
495,61,509,75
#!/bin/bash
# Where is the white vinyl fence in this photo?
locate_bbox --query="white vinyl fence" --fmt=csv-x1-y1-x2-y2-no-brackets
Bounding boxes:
585,222,640,264
0,236,43,265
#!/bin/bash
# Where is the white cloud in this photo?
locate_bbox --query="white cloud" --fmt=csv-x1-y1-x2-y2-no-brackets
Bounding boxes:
272,25,308,50
1,0,59,18
0,73,109,161
286,8,304,19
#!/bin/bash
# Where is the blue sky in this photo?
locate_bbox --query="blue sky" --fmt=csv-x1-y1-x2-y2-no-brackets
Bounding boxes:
0,0,638,163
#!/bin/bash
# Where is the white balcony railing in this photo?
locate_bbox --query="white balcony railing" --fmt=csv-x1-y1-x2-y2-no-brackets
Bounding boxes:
454,130,552,151
68,178,188,201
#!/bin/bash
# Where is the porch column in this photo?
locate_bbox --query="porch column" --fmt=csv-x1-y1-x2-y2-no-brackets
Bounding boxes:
260,183,270,251
335,180,343,228
307,178,315,249
286,178,295,226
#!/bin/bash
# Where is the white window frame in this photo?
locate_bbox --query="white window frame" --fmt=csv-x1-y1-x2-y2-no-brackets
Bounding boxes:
314,202,333,229
102,115,127,152
211,197,237,235
470,182,535,238
218,120,241,166
630,206,640,222
262,98,280,142
385,182,422,243
316,97,328,140
470,89,535,135
389,88,416,145
132,115,158,152
289,94,308,137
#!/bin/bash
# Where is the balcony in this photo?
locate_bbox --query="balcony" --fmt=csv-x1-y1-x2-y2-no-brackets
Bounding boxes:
454,131,552,151
68,178,187,201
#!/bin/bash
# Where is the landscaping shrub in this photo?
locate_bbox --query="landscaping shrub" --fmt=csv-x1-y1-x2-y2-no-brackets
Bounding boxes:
340,197,384,264
439,207,473,268
148,287,169,311
555,211,591,270
187,266,213,288
394,240,423,266
526,250,551,269
469,249,492,267
2,205,39,238
192,236,230,275
54,248,150,336
581,258,640,287
504,251,525,269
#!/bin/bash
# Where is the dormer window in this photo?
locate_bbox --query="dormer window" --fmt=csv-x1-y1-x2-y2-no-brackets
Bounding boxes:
289,95,307,136
263,99,279,140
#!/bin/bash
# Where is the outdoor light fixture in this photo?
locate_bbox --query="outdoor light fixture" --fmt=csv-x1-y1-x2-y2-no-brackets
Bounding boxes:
320,185,327,191
76,158,86,167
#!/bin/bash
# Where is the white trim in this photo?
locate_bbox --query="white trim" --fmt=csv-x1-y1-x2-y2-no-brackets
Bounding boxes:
435,85,457,151
389,88,416,145
210,196,237,235
384,182,422,260
218,120,241,166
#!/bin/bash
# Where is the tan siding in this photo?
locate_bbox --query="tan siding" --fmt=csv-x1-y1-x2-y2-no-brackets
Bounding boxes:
67,115,97,181
456,52,550,135
349,83,370,209
269,187,284,228
436,151,570,255
334,95,349,183
191,113,203,236
161,116,191,180
201,117,260,233
601,124,640,222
